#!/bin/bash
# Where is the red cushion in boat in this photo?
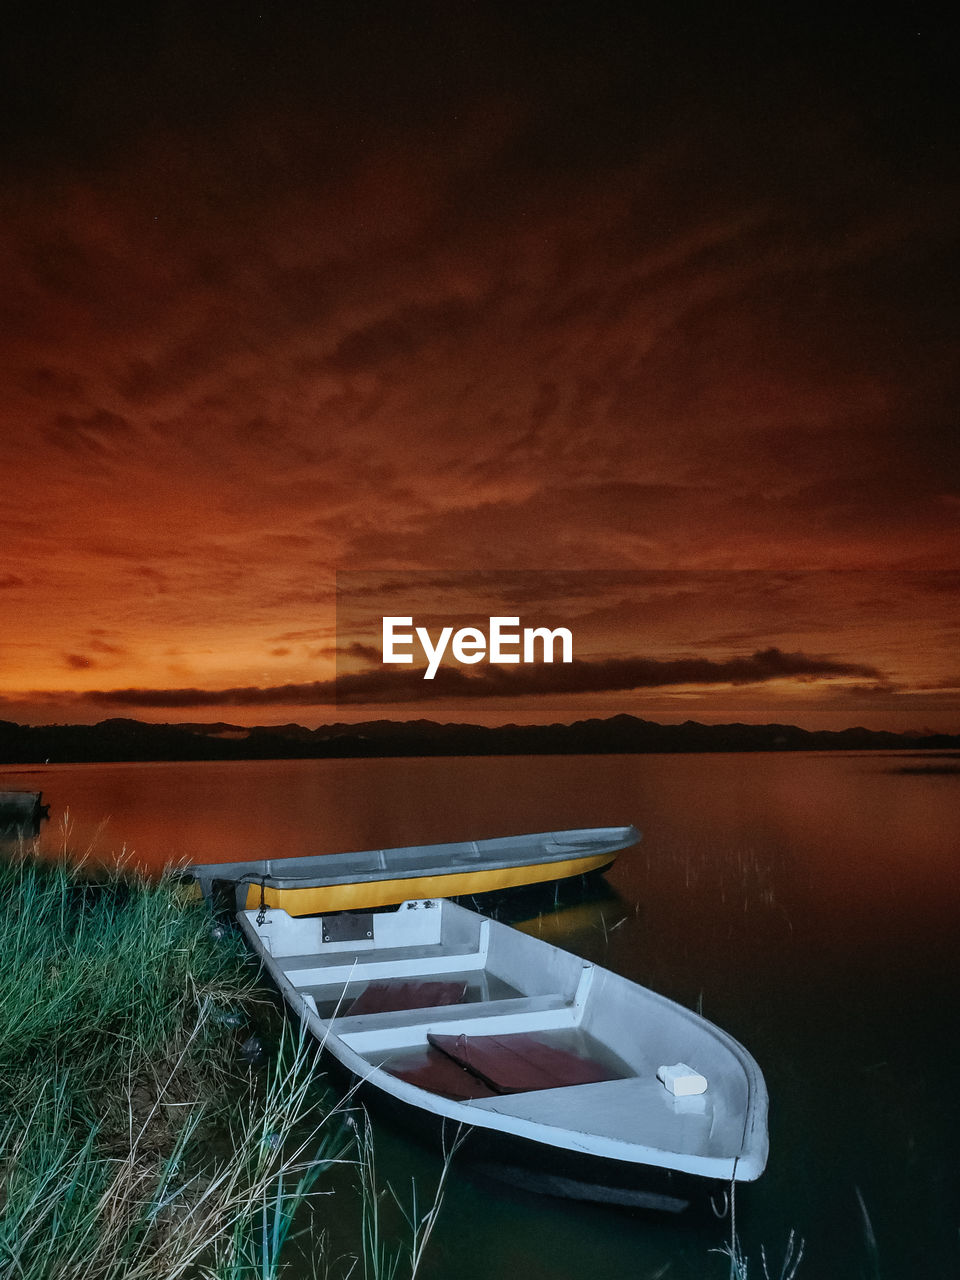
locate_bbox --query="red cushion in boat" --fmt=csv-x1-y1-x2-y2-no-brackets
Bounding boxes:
427,1032,620,1093
384,1046,499,1100
346,980,467,1016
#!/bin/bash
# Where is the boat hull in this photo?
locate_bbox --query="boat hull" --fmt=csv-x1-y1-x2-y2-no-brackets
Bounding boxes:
0,790,48,838
324,1051,703,1211
239,850,615,914
192,825,639,917
236,895,768,1208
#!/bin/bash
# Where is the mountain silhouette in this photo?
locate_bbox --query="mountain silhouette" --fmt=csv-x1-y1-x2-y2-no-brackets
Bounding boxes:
0,715,957,764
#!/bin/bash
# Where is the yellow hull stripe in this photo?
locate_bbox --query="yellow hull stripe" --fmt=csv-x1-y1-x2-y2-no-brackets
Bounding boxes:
241,852,613,916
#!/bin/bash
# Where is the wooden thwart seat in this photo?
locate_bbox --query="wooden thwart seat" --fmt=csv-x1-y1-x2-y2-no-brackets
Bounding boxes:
346,979,468,1016
279,944,485,988
382,1030,623,1100
384,1046,499,1101
429,1031,621,1093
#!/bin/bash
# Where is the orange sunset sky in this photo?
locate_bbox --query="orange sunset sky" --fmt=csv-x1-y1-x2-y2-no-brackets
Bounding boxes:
1,5,958,733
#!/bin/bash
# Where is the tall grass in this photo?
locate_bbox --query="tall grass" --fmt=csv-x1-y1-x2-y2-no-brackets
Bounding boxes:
0,855,248,1102
0,852,457,1280
711,1182,804,1280
0,854,346,1280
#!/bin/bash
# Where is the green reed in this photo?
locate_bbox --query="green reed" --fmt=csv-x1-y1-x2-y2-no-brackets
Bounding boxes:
0,851,454,1280
0,854,345,1280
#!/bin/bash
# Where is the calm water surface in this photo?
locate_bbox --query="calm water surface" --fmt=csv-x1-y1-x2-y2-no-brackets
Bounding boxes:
3,752,958,1278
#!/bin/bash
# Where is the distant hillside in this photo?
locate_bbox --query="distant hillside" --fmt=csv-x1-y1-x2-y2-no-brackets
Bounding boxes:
0,714,957,765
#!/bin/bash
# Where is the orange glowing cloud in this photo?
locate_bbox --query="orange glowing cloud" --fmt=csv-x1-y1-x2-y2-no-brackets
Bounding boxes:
0,9,957,729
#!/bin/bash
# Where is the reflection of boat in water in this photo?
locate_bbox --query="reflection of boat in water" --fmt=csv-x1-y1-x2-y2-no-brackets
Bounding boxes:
461,860,626,918
190,826,640,916
0,790,49,839
239,896,768,1210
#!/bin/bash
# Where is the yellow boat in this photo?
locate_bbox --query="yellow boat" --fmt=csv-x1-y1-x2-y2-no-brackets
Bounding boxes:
189,825,640,916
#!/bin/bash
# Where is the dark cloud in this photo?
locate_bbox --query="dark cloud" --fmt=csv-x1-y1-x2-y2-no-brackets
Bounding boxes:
118,346,220,404
129,566,170,594
44,408,135,458
1,9,957,730
267,629,335,644
75,647,882,709
81,683,334,709
317,642,383,665
0,574,25,589
87,637,127,656
845,683,907,698
335,648,884,704
328,300,476,375
21,366,85,398
65,654,94,669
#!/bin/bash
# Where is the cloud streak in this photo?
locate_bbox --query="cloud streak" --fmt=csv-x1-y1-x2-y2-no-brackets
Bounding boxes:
73,647,883,708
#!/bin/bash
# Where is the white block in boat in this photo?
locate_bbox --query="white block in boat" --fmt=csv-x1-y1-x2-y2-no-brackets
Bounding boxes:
657,1063,708,1096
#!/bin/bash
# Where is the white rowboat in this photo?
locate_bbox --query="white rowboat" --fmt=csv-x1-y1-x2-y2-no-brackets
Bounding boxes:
239,896,768,1209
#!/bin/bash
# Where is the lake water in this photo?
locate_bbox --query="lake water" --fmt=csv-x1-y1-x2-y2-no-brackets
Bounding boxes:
2,751,958,1278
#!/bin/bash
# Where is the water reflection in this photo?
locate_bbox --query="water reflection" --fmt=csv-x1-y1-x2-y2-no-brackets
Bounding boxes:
1,752,958,1278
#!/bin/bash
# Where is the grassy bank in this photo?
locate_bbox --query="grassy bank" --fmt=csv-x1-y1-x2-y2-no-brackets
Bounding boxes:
0,853,352,1280
0,850,798,1280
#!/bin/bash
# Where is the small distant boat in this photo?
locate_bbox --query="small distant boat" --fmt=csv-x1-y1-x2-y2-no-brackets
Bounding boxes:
238,896,768,1209
190,826,639,916
0,790,49,837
